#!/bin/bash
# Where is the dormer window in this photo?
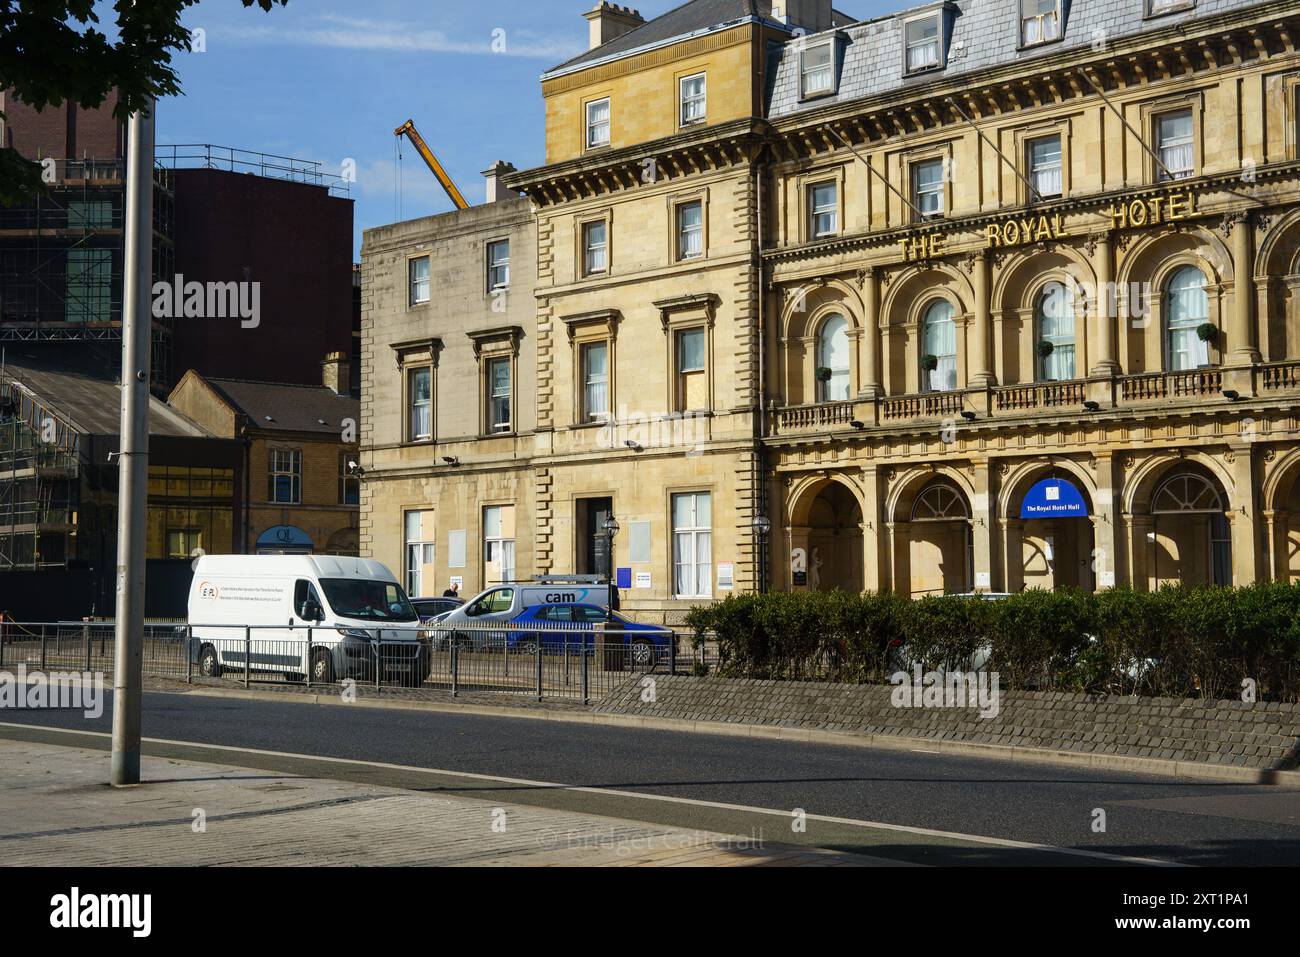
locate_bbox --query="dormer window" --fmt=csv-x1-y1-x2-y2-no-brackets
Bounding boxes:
800,43,835,98
904,16,942,74
1147,0,1193,16
1020,0,1061,47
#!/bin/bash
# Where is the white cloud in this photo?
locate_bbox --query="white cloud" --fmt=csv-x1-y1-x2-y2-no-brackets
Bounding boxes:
217,12,583,60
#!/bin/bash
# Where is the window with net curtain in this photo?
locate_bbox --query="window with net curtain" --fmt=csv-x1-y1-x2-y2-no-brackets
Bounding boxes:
1037,281,1075,381
672,492,712,599
816,313,851,402
1021,0,1060,45
680,74,706,125
801,43,833,97
904,16,940,73
1028,135,1062,198
1156,110,1194,180
408,367,431,441
921,300,957,392
1165,266,1210,370
586,98,610,148
582,341,609,420
677,201,703,260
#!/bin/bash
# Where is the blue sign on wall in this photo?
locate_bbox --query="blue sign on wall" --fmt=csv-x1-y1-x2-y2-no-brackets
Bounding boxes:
616,567,633,589
1020,478,1089,519
255,525,315,550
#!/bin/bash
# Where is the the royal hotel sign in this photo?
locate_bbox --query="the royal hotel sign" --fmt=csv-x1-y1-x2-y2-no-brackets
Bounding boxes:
898,187,1199,261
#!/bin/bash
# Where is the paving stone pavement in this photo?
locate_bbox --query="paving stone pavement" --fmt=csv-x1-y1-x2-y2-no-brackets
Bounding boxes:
0,740,877,867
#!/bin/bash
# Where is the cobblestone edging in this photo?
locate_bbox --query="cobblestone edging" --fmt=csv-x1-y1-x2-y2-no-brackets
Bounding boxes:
595,676,1300,771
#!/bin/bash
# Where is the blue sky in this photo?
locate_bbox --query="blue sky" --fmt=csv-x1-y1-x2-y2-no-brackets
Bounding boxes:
157,0,888,258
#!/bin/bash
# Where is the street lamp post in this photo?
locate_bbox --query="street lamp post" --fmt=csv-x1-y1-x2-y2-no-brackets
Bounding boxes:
752,515,772,594
602,513,620,616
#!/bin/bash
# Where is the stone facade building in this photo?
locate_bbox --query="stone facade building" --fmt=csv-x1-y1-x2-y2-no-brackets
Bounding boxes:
361,0,1300,610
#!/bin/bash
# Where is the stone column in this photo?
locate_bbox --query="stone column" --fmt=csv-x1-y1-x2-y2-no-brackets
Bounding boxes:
1001,517,1024,594
1228,212,1262,368
1229,445,1260,585
1092,452,1121,589
967,252,996,389
858,269,883,400
1130,514,1157,592
860,465,885,592
1089,232,1120,377
971,461,995,591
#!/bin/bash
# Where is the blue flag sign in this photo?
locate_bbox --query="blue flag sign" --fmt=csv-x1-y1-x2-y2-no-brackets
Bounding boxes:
1020,478,1089,519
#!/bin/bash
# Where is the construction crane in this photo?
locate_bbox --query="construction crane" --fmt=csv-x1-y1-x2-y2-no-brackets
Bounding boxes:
394,119,470,211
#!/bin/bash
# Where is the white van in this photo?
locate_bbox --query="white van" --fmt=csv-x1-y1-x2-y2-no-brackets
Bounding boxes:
429,580,609,650
187,555,425,686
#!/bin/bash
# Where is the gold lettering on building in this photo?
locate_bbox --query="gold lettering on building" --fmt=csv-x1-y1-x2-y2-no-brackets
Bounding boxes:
985,213,1066,249
1106,189,1196,230
898,233,946,261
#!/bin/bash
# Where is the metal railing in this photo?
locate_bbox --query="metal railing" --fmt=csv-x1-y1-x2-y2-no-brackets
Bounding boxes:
154,144,351,198
0,618,717,705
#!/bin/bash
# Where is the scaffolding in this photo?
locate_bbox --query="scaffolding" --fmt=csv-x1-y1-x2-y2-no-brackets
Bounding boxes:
0,157,175,384
0,378,80,570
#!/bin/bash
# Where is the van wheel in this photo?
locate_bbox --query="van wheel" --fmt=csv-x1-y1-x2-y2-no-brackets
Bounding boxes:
630,640,654,668
311,647,335,684
198,644,221,678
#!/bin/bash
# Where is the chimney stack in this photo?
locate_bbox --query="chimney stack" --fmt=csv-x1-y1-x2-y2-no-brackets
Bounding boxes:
770,0,833,33
583,2,644,51
482,161,519,204
322,351,351,397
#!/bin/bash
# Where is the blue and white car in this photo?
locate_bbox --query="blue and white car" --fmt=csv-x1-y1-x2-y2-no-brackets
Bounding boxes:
505,604,674,667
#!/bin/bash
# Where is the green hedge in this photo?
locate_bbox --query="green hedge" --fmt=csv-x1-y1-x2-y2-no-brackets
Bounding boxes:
682,584,1300,701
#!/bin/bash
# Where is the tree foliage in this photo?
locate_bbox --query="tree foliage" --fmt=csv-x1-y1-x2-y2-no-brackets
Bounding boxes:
0,0,288,205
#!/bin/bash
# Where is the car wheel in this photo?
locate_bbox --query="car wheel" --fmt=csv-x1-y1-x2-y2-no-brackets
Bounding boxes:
630,639,654,668
311,647,335,684
198,644,221,678
516,638,539,656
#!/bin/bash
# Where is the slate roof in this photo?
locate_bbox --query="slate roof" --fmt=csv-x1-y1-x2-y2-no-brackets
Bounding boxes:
768,0,1260,118
549,0,856,75
205,377,360,436
0,348,209,438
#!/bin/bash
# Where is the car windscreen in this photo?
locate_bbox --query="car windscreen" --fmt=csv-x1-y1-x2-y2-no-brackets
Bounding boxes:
319,579,418,623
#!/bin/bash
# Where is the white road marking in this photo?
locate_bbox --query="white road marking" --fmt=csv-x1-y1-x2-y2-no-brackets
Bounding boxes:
0,719,1186,867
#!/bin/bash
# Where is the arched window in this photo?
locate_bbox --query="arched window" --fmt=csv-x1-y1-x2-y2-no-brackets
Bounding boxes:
816,313,850,402
1036,281,1075,381
920,300,956,392
1165,267,1209,371
910,481,971,522
1151,470,1231,586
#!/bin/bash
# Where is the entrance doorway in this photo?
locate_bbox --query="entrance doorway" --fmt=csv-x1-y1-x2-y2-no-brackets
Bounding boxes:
576,497,613,579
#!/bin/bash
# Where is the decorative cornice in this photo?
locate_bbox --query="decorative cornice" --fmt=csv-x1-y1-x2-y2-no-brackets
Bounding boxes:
466,325,523,358
388,336,443,367
560,309,621,340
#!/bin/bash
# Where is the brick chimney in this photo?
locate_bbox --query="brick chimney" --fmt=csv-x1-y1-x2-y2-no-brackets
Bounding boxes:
770,0,833,33
583,2,644,50
482,161,518,204
322,352,350,396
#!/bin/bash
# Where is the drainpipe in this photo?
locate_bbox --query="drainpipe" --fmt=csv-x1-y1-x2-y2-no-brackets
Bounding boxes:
754,151,767,593
241,424,251,554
